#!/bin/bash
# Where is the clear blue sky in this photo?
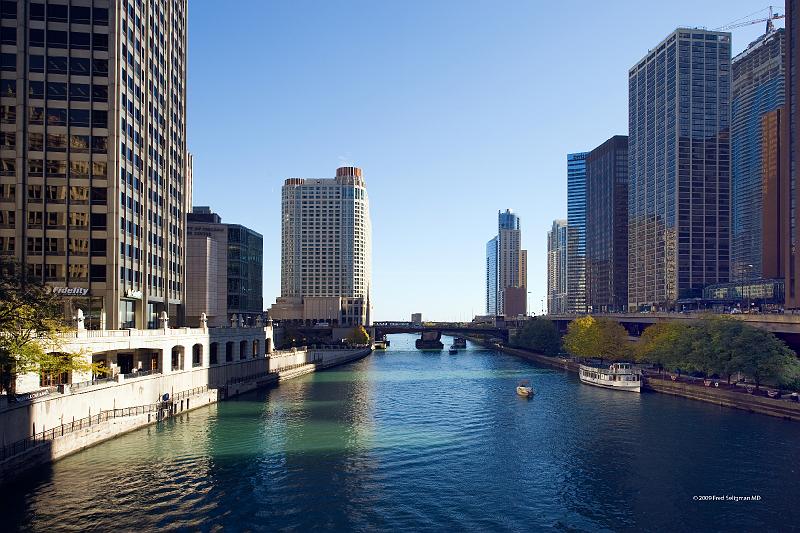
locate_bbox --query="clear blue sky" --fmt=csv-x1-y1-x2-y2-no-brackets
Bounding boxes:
187,1,776,321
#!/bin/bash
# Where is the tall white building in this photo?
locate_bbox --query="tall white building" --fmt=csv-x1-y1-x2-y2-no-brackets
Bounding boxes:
547,219,568,314
486,209,527,316
270,167,372,326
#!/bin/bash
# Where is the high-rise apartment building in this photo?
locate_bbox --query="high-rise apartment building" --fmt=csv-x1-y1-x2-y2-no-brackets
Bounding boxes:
586,135,628,312
628,28,731,310
485,235,498,314
269,166,371,326
186,206,263,328
547,219,567,314
731,28,785,281
566,152,588,313
486,209,527,316
0,0,189,329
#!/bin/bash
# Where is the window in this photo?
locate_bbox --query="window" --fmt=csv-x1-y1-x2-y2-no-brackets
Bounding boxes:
70,135,90,152
69,108,90,127
47,56,68,74
0,26,15,46
28,107,44,125
29,55,44,72
92,85,108,102
69,83,90,101
92,109,107,128
0,1,16,19
29,28,44,47
46,82,67,100
90,264,105,281
47,107,67,126
1,80,16,97
0,158,15,175
69,57,90,76
70,6,91,24
92,33,108,51
46,133,67,151
93,7,109,25
46,30,68,49
90,213,106,229
71,161,89,177
47,4,68,22
92,58,108,76
70,32,90,50
0,53,15,72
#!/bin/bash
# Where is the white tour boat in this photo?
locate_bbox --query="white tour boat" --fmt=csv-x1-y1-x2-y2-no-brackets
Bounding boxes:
578,362,643,393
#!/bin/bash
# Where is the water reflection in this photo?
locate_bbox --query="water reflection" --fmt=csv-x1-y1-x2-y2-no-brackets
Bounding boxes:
2,334,799,531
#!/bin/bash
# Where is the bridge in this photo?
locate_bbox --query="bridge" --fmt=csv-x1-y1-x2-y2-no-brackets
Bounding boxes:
373,321,512,342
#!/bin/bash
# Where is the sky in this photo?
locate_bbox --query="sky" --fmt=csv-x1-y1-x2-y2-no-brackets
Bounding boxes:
187,1,777,322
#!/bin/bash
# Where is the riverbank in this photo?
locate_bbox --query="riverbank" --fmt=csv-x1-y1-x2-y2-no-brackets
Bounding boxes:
0,346,372,484
468,337,800,422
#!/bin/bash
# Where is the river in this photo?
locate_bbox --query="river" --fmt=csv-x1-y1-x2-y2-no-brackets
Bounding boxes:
3,334,799,531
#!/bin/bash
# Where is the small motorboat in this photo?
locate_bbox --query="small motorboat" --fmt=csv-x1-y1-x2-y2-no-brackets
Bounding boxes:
449,346,458,354
516,380,534,398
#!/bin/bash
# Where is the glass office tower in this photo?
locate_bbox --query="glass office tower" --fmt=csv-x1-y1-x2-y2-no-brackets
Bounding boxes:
566,152,588,313
586,135,628,312
485,236,497,315
628,29,731,310
547,219,568,314
731,28,785,281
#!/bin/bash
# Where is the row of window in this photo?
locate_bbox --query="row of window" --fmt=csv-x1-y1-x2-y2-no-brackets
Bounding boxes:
28,29,108,51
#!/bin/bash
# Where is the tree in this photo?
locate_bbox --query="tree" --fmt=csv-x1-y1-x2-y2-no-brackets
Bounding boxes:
635,322,687,372
0,258,97,397
563,316,630,362
347,326,370,345
511,318,561,355
728,326,800,390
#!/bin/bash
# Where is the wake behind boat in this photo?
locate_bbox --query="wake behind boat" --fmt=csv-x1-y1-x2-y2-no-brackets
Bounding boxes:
579,362,643,393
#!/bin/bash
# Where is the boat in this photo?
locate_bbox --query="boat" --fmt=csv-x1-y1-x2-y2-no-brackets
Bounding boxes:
373,340,388,350
448,345,458,354
516,380,534,398
578,362,643,393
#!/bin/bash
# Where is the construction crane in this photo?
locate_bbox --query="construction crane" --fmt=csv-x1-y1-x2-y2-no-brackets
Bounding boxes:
715,6,785,33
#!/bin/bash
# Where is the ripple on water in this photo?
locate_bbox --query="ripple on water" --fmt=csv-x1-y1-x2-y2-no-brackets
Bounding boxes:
3,335,800,531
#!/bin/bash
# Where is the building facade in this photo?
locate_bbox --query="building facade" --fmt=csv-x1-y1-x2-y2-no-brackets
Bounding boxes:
546,219,567,314
628,28,732,310
566,152,588,313
485,235,498,315
0,0,189,329
731,28,785,281
586,135,628,312
186,206,263,328
270,166,371,326
785,0,800,308
486,209,526,316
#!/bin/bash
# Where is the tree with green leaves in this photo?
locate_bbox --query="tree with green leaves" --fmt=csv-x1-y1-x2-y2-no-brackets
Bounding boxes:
728,326,800,390
0,258,97,397
347,325,370,345
511,318,561,355
563,316,630,362
635,321,687,372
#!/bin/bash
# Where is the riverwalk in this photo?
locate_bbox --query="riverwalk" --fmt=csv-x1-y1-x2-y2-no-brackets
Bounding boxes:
471,339,800,422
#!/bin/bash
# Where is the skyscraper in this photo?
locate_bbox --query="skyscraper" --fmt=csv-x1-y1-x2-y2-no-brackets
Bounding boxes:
785,0,800,308
485,236,498,315
547,219,568,314
486,209,527,316
628,28,731,310
731,28,785,281
586,135,628,312
0,0,189,329
269,167,371,326
566,152,588,313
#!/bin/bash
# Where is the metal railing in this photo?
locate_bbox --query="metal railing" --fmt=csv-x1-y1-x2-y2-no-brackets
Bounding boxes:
0,385,210,462
13,387,57,402
70,376,116,391
121,369,160,380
